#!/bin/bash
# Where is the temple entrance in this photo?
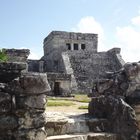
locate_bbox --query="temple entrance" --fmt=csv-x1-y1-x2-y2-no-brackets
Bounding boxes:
54,82,60,96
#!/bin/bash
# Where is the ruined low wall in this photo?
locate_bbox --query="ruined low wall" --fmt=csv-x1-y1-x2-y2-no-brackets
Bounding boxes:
107,48,125,68
28,59,40,72
3,48,30,62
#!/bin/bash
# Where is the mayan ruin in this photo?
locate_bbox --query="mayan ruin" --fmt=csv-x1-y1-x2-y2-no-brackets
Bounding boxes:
0,29,139,140
28,31,125,96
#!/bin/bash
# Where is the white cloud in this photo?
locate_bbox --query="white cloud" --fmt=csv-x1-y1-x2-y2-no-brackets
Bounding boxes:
131,16,140,26
72,16,140,62
72,16,106,51
115,19,140,62
28,52,41,60
72,16,103,35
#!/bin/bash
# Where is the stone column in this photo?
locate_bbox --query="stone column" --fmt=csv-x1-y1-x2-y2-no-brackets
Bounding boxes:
39,61,44,72
79,43,81,50
71,43,74,50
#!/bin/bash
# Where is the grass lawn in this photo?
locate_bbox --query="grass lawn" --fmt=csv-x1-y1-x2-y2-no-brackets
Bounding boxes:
47,94,91,103
78,105,88,109
47,100,75,107
46,94,90,110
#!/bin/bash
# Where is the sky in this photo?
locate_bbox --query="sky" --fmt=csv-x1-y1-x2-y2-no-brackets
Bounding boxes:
0,0,140,62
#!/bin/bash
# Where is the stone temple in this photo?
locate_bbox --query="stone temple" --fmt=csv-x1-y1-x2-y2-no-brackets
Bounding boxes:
28,31,125,96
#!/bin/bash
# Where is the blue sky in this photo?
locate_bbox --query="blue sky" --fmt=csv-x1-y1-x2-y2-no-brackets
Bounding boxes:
0,0,140,62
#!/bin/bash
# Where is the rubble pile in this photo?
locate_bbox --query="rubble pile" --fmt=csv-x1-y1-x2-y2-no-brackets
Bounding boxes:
89,62,140,140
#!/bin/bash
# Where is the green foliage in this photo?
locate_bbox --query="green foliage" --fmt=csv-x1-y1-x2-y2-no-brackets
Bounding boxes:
0,49,8,62
78,105,88,109
47,100,75,107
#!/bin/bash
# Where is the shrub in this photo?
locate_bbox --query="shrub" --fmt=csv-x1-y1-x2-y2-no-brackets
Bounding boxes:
0,49,8,62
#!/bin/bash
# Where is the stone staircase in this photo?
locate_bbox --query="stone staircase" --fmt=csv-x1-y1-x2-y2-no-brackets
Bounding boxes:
65,51,120,93
45,112,121,140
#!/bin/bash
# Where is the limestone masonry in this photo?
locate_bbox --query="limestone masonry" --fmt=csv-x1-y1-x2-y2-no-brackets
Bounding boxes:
28,31,125,96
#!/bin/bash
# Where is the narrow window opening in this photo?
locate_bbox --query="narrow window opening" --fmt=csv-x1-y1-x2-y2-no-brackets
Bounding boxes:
74,43,78,50
81,44,86,50
66,43,71,50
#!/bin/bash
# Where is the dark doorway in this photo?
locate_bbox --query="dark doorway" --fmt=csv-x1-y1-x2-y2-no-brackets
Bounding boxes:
54,82,61,96
66,43,71,50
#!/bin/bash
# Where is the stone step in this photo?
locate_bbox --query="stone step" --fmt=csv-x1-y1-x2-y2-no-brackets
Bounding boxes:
47,133,120,140
45,112,110,136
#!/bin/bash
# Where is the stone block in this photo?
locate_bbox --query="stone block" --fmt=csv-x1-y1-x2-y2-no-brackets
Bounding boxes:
0,135,15,140
7,72,51,95
16,94,47,109
0,92,11,114
87,133,120,140
18,111,47,129
0,115,18,130
88,96,138,140
3,48,30,62
0,62,27,83
87,118,110,133
15,127,47,140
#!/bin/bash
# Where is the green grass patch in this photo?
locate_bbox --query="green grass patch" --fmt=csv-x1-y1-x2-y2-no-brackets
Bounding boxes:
47,94,91,103
47,100,75,107
73,94,91,103
78,105,88,109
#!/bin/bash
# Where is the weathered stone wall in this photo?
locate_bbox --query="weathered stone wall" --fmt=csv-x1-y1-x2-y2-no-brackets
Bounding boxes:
0,62,50,139
28,59,40,72
42,31,98,73
7,72,50,139
3,48,30,62
43,31,98,55
107,48,125,69
63,48,124,93
28,60,45,73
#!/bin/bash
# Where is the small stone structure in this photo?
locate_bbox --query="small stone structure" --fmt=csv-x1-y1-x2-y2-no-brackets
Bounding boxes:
28,31,125,96
47,73,71,96
0,49,50,139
